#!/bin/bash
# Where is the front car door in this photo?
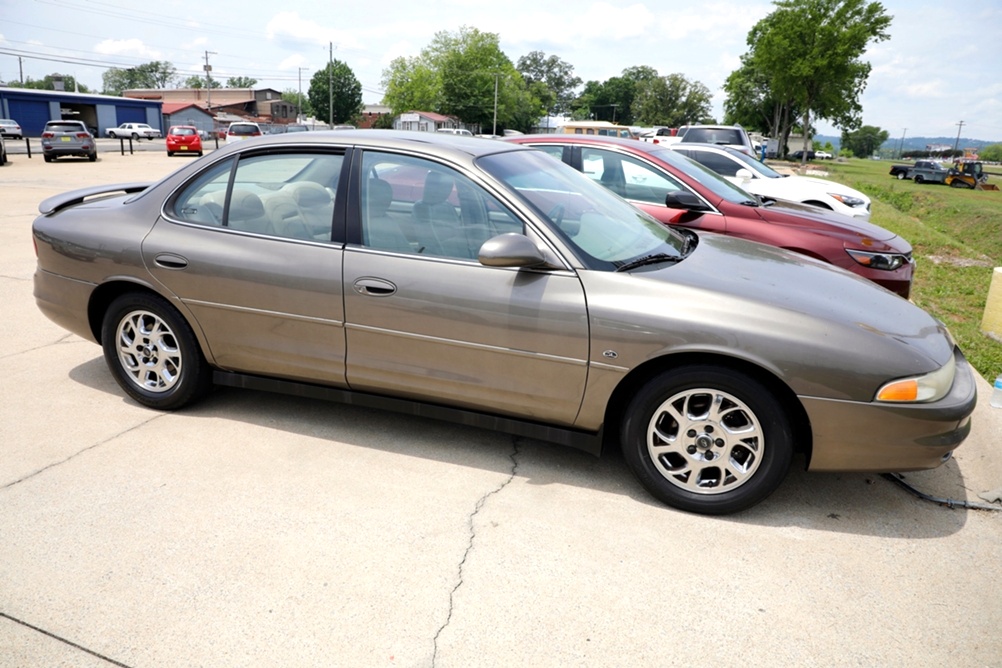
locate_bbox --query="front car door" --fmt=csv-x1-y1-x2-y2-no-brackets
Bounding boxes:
341,149,590,426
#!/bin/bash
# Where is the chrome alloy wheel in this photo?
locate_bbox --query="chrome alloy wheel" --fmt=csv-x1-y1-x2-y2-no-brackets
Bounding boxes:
647,388,764,494
116,309,183,393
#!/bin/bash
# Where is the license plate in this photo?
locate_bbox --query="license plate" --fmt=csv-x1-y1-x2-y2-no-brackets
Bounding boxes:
180,146,188,151
61,136,71,142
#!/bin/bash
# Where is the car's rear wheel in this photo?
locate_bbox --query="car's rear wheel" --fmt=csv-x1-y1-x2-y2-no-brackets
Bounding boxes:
914,175,924,184
620,365,793,515
44,154,53,163
896,172,906,180
88,152,97,162
167,151,174,157
102,293,212,410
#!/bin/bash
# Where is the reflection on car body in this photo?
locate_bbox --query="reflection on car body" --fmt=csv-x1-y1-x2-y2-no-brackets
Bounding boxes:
31,130,975,515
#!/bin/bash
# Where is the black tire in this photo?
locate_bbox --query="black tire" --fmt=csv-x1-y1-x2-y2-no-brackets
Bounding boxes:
131,133,139,140
914,175,923,184
44,154,53,163
101,292,212,410
88,152,97,162
620,365,793,515
167,151,174,157
109,132,117,139
896,172,906,180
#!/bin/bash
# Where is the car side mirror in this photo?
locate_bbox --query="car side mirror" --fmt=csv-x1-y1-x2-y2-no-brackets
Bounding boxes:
665,191,710,212
735,168,753,182
479,233,551,268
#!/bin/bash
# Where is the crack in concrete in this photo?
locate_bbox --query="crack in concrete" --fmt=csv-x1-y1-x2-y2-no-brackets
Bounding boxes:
0,333,81,361
1,413,166,490
431,438,520,667
0,612,134,667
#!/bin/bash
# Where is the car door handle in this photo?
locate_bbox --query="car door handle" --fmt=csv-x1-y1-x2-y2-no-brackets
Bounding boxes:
154,253,189,269
353,277,396,296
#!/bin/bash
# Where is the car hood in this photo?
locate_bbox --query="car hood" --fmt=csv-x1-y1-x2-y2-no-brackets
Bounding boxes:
750,198,899,243
738,174,868,204
580,233,951,401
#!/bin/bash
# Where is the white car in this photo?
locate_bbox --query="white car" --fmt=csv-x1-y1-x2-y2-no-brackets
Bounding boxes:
225,121,263,142
670,143,871,220
816,150,833,160
106,123,161,140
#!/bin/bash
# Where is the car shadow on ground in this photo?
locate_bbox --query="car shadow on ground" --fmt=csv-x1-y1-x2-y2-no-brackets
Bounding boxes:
69,355,971,539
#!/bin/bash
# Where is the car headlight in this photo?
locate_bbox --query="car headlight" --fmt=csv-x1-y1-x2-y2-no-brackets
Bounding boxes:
876,354,956,403
845,248,910,271
828,193,867,208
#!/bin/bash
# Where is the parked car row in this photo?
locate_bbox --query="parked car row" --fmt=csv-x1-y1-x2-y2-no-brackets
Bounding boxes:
503,134,911,297
30,130,975,515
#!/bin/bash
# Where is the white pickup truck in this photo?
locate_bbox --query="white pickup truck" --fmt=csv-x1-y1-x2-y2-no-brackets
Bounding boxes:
640,127,681,145
106,123,161,140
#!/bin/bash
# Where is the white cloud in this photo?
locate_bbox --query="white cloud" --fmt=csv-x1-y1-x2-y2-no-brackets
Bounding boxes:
94,38,161,59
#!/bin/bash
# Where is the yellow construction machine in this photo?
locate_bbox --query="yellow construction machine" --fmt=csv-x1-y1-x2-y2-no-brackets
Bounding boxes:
946,160,999,190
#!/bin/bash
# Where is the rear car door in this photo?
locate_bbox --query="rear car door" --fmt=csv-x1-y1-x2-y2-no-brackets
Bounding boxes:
341,149,590,426
145,148,349,384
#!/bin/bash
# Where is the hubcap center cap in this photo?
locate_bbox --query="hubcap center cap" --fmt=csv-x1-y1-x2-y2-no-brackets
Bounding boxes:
695,434,714,450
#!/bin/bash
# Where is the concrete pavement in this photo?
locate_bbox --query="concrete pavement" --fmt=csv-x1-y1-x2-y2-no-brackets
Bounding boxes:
1,147,1000,667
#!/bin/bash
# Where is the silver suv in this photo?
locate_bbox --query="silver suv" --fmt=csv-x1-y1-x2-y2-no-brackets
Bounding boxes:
41,120,97,162
677,124,755,156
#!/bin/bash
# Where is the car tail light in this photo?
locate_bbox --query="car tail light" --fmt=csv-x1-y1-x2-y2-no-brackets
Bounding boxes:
76,133,89,139
42,132,54,138
652,139,660,144
251,131,261,136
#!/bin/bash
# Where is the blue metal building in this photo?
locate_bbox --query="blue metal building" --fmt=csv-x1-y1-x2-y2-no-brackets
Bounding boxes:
0,87,163,137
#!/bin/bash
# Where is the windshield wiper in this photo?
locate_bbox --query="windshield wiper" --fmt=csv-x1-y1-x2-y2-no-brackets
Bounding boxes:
615,253,681,272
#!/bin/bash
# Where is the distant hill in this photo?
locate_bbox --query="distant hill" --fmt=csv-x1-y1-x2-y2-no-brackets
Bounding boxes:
816,134,1000,152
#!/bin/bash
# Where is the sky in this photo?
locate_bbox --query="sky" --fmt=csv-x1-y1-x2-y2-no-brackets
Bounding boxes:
2,0,1000,141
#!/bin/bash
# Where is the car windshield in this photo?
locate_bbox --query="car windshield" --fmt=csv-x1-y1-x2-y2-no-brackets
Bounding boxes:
477,149,688,270
47,123,83,131
171,128,196,136
724,150,783,179
683,128,744,145
646,146,760,205
230,125,258,135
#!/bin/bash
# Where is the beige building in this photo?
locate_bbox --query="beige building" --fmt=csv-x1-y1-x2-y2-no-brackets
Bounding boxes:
123,88,295,124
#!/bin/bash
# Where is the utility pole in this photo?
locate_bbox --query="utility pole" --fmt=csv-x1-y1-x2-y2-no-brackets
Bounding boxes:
492,73,499,136
328,42,334,128
203,50,217,110
953,120,965,158
898,128,906,159
298,67,309,123
18,56,24,84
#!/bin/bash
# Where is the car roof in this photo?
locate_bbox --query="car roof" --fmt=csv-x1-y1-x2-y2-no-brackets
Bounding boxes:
210,129,532,161
503,133,666,155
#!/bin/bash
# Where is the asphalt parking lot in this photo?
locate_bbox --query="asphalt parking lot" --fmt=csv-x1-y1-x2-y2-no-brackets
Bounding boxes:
2,143,1001,667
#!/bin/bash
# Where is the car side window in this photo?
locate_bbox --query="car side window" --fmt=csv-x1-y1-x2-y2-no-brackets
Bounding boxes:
360,151,523,260
171,152,344,242
534,145,565,161
689,151,741,177
580,147,683,204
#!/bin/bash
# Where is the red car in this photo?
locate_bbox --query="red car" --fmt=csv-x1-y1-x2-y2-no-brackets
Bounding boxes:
166,126,203,157
504,134,914,298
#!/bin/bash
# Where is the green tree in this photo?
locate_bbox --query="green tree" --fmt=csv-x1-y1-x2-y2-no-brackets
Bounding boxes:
516,51,581,115
227,76,258,88
380,26,542,131
722,55,800,149
102,61,176,95
632,73,712,127
743,0,891,163
8,73,90,93
979,144,1002,162
841,125,888,158
435,27,525,130
183,75,221,89
381,56,442,114
309,59,363,125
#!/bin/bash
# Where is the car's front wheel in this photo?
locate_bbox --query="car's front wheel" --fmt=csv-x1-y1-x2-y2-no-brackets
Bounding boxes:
620,365,793,515
101,293,212,410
